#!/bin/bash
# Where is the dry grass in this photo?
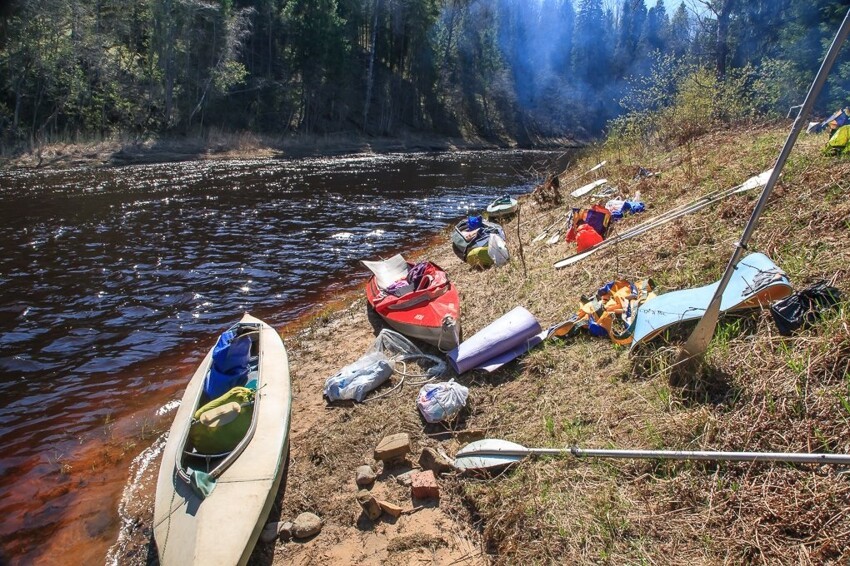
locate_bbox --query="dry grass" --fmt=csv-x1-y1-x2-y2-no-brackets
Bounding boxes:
277,122,850,565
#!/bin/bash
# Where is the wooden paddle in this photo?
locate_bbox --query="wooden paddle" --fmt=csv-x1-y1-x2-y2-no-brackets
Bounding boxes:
452,438,850,473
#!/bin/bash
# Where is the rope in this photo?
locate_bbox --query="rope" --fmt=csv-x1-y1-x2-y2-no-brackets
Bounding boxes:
362,353,444,402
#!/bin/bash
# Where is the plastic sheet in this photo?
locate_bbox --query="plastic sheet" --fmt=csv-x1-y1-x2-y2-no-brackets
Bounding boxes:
447,306,546,374
487,234,509,266
323,329,447,402
323,352,393,402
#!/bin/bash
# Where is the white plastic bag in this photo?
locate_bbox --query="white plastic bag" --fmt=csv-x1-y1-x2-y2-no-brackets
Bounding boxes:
323,352,393,402
417,379,469,423
487,234,509,267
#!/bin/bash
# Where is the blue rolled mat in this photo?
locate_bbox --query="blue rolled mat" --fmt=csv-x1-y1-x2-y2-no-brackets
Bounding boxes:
447,306,547,374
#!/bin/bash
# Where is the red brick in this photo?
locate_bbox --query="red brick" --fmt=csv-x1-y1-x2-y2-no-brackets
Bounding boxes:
410,469,439,499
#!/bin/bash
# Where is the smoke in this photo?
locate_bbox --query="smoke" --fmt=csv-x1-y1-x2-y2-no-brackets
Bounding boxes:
494,0,575,110
430,0,673,135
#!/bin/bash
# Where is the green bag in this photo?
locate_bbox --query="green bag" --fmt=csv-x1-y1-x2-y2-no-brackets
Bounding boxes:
466,246,493,269
189,387,254,454
824,124,850,155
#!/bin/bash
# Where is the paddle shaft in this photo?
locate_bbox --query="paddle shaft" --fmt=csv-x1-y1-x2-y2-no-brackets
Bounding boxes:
566,160,606,188
546,212,574,244
460,446,850,465
554,172,769,268
680,7,850,361
534,210,571,242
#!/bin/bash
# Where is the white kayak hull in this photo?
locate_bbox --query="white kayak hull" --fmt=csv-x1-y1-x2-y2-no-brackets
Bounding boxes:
153,313,291,566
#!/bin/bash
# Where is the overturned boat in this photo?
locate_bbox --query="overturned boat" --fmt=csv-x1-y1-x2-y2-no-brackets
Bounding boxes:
153,313,291,565
363,254,461,351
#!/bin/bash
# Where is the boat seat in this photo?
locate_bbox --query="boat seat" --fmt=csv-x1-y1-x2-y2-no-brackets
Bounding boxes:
183,448,232,473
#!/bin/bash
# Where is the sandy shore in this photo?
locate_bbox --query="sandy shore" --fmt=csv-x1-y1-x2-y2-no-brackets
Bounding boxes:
256,238,493,565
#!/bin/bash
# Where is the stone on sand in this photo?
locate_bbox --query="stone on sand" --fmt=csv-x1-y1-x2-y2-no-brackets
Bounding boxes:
355,464,377,486
418,447,453,475
374,433,411,463
292,512,322,539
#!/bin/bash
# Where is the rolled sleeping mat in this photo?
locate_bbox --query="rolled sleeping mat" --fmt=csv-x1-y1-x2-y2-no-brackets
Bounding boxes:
447,306,546,374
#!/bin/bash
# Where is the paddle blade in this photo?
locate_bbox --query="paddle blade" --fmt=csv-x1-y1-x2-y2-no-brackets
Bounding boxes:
554,248,592,269
733,169,773,194
570,178,608,198
453,439,528,472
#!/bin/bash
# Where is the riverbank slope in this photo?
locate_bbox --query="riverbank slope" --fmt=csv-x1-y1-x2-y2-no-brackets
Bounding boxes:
261,121,850,565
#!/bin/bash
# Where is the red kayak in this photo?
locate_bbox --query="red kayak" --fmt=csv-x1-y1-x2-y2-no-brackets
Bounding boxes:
363,255,461,351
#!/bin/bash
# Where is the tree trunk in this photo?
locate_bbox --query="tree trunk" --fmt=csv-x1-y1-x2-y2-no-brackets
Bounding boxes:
443,1,457,67
363,0,381,133
13,80,22,133
163,0,175,127
267,2,273,77
715,0,734,79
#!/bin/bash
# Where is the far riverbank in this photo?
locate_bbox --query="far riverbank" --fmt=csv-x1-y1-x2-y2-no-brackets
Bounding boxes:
0,130,584,171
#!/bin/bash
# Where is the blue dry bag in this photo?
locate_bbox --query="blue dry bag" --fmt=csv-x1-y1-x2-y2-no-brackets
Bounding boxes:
203,328,251,399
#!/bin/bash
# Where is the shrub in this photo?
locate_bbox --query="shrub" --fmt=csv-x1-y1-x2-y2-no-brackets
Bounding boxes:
608,55,785,150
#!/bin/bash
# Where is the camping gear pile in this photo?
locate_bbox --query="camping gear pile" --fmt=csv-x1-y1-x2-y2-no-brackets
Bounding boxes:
451,215,509,269
550,279,656,346
562,184,645,252
554,170,772,269
564,205,612,252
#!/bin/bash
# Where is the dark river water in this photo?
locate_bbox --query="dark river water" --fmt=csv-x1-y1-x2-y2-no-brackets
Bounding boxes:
0,149,570,565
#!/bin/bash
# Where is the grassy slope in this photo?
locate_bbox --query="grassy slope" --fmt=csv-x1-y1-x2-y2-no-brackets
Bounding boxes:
272,122,850,565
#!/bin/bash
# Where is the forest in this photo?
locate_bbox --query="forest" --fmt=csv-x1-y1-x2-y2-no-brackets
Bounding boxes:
1,0,850,150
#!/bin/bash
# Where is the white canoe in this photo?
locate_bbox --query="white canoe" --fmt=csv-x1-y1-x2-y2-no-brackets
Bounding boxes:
153,313,291,565
486,195,518,217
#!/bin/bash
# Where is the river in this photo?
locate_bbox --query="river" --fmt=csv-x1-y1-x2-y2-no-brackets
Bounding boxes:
0,149,571,564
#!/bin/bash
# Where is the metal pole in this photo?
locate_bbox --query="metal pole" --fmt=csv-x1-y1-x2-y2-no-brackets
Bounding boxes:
678,7,850,364
460,446,850,465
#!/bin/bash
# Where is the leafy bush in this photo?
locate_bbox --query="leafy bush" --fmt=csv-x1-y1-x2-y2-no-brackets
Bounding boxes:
608,54,788,150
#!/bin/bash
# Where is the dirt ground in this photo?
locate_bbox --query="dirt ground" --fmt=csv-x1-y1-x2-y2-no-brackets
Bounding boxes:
254,278,486,566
